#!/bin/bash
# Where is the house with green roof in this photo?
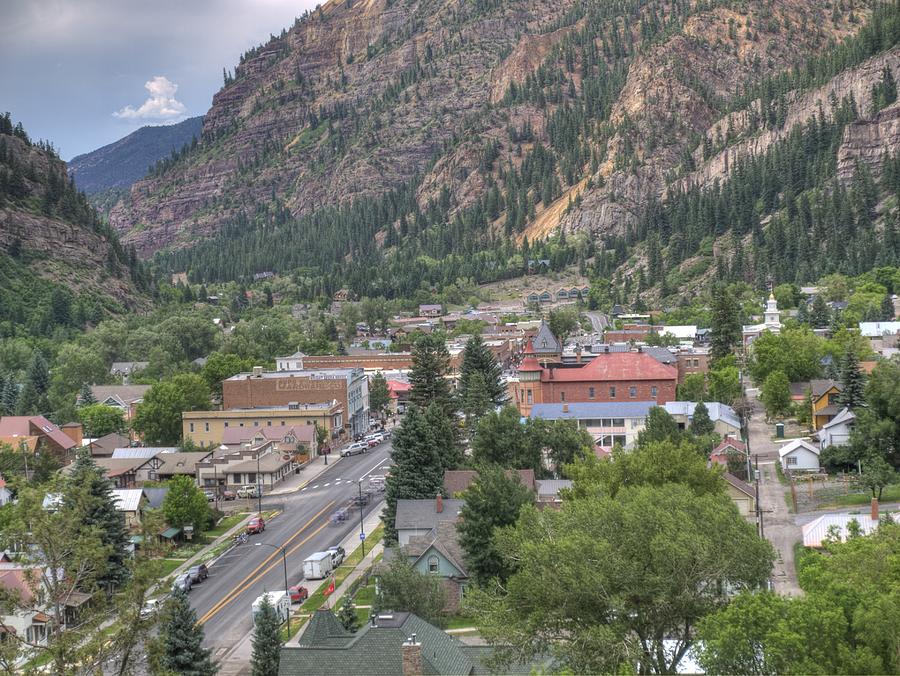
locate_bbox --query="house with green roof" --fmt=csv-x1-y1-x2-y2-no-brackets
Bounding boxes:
280,609,523,675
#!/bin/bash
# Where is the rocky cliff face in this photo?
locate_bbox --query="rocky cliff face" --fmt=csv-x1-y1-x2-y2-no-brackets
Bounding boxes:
0,132,141,306
109,0,882,262
838,100,900,183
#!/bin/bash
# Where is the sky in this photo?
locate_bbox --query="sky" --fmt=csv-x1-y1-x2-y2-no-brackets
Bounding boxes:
0,0,321,160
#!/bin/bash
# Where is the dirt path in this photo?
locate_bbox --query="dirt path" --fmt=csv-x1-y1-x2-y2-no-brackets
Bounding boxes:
746,390,804,596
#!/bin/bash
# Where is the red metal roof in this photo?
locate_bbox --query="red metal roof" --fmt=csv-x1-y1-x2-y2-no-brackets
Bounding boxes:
539,353,677,382
0,416,76,451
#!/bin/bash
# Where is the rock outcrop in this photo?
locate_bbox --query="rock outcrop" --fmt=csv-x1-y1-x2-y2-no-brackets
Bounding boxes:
838,101,900,183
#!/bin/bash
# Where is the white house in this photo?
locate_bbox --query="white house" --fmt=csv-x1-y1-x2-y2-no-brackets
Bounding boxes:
0,478,11,507
779,439,820,472
819,407,855,450
742,294,782,347
858,321,900,338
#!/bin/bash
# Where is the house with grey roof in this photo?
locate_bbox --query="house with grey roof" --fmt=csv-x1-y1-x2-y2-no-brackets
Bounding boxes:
84,384,150,420
383,521,470,613
663,401,742,438
529,401,655,452
395,496,464,545
531,320,562,357
281,609,532,675
818,407,855,450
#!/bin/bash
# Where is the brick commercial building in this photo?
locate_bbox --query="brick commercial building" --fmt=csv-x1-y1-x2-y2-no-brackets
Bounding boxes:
512,343,677,416
276,351,413,373
222,366,369,437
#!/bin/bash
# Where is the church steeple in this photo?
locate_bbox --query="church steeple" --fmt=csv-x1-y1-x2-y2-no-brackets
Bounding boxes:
764,293,780,327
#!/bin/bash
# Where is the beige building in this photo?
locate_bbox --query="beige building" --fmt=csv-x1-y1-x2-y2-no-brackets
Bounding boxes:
182,401,344,447
196,442,295,491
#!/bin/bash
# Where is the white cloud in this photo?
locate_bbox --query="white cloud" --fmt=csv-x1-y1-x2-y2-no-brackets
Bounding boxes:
113,76,187,120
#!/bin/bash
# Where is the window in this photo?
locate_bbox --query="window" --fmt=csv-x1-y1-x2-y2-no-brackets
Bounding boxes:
609,386,616,398
239,423,244,427
204,422,210,432
588,387,595,399
527,390,533,404
224,422,229,428
651,386,658,398
267,421,272,426
612,418,624,427
613,435,626,446
189,423,195,433
247,473,256,483
560,392,566,402
629,386,637,398
428,556,439,574
786,456,797,466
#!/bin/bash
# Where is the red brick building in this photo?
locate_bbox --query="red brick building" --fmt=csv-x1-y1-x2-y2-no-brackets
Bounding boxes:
513,345,677,415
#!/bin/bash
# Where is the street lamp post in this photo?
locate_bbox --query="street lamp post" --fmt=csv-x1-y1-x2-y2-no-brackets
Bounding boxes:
254,542,291,637
256,451,263,514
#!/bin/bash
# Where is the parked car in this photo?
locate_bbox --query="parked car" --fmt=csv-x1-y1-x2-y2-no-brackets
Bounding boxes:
368,475,386,492
172,574,192,594
289,585,309,604
247,516,266,534
365,434,383,447
237,485,259,498
187,564,208,583
340,441,368,457
327,545,346,566
140,597,164,618
222,490,236,501
203,490,216,502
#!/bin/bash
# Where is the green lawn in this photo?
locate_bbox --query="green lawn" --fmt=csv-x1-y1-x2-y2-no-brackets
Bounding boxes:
206,513,248,539
157,559,183,578
443,614,478,631
819,483,900,508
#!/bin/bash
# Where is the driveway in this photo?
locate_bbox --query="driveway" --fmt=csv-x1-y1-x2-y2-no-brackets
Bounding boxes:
746,391,803,596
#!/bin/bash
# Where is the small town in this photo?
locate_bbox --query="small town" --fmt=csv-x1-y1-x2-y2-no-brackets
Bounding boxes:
3,0,900,674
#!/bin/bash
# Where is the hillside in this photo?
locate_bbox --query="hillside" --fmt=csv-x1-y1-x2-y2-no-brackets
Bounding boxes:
69,116,203,194
109,0,900,300
0,114,148,336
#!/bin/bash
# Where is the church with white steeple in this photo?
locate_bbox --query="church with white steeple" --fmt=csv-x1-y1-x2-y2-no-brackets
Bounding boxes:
742,293,782,347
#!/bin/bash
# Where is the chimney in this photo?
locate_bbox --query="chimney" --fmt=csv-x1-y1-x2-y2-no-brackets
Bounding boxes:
252,366,263,377
401,635,423,676
436,494,443,513
871,498,879,521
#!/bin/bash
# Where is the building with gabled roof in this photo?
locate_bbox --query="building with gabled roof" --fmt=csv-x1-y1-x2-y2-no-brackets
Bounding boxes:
529,401,655,454
83,385,150,420
818,407,855,450
0,416,77,461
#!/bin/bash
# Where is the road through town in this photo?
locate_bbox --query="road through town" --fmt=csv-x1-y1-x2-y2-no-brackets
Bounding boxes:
187,440,393,662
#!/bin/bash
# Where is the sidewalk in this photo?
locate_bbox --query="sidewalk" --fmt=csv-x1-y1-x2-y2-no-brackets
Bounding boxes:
268,452,346,496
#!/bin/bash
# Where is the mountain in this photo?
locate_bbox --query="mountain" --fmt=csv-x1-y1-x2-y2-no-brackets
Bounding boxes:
0,114,148,336
69,116,203,194
109,0,900,300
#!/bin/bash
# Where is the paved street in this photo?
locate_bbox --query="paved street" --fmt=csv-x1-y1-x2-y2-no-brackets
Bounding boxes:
186,440,393,663
745,390,803,596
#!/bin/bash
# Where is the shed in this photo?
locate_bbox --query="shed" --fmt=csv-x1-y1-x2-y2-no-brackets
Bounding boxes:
778,439,820,472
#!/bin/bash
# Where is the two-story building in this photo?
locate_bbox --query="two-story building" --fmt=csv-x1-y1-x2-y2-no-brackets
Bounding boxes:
529,401,655,454
513,345,677,416
183,401,344,447
223,366,368,437
810,380,844,430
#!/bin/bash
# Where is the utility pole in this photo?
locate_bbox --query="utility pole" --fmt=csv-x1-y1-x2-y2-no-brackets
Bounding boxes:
358,480,366,558
256,450,263,514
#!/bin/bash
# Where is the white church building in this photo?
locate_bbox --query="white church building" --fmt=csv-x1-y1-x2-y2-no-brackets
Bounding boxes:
742,293,782,347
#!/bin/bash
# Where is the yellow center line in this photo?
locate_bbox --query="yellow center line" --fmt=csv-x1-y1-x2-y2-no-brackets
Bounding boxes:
197,500,335,624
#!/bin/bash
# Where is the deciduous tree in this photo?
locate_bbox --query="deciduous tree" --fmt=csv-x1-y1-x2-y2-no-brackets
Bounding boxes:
163,474,210,534
760,370,791,418
368,371,391,419
375,555,447,626
77,403,126,437
133,374,210,445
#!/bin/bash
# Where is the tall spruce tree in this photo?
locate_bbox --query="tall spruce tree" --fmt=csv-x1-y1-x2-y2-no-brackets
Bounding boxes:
1,377,18,416
156,590,217,676
64,451,131,588
837,347,866,410
26,350,50,395
458,334,507,408
250,595,281,676
710,286,741,360
690,402,716,437
423,401,463,472
79,382,97,406
809,294,831,328
408,334,453,412
382,407,444,543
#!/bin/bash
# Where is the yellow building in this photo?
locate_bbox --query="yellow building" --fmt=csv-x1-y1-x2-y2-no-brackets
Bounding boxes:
810,380,843,431
182,401,344,447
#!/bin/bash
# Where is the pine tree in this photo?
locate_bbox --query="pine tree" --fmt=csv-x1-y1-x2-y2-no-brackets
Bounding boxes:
690,402,716,437
382,408,444,544
156,590,217,676
710,286,741,360
250,595,281,676
408,334,453,412
2,377,19,416
337,596,361,633
79,382,97,406
26,351,50,395
881,294,896,321
458,334,507,408
64,451,131,588
837,347,866,410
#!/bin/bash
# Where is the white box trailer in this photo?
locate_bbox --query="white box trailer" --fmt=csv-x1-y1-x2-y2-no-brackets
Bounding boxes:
302,551,334,580
252,590,291,625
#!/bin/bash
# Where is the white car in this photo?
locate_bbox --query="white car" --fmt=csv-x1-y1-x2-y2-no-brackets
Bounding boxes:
340,441,368,457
